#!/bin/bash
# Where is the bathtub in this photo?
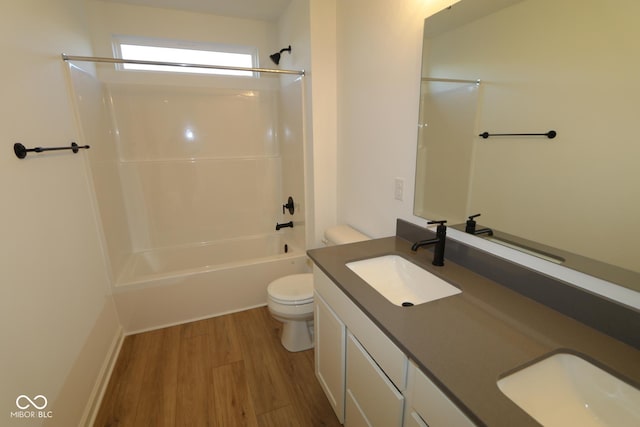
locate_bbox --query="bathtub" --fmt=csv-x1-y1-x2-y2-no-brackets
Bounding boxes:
112,234,309,333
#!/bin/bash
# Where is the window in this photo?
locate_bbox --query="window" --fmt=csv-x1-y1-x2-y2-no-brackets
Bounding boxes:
113,37,256,77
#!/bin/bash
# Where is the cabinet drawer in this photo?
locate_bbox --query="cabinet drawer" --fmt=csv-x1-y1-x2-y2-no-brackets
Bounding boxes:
314,267,408,390
346,332,404,427
408,362,474,427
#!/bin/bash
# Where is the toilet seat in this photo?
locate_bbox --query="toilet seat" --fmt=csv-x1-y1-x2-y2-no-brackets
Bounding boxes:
267,273,313,305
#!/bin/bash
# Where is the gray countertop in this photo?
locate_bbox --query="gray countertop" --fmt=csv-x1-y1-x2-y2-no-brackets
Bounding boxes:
307,236,640,427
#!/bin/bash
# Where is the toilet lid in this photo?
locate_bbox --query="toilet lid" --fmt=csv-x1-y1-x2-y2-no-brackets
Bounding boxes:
268,273,313,305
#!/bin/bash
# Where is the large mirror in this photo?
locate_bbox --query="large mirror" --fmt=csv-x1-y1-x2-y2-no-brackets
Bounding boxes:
415,0,640,292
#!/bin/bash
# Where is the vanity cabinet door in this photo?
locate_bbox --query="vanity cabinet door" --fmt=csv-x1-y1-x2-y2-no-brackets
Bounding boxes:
405,412,429,427
313,267,408,390
345,389,372,427
314,291,346,423
346,332,404,427
405,361,474,427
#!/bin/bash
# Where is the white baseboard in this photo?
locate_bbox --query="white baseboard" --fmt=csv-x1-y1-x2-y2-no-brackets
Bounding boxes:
81,325,125,426
125,302,267,336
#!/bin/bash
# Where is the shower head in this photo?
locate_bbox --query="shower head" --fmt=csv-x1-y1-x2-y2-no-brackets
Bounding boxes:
270,45,291,65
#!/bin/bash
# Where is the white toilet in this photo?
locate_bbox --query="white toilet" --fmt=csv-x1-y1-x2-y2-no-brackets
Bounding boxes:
267,225,369,352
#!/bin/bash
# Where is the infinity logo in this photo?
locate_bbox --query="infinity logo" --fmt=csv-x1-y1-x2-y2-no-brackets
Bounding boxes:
16,395,48,410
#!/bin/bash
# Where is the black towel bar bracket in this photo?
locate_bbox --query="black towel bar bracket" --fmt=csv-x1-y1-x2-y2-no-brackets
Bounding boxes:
479,130,556,139
14,142,90,159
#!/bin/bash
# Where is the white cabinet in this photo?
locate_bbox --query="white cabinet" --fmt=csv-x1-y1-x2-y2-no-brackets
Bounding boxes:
314,267,407,425
404,361,475,427
346,332,404,427
405,411,429,427
313,268,408,389
314,291,346,423
345,389,371,427
313,267,472,427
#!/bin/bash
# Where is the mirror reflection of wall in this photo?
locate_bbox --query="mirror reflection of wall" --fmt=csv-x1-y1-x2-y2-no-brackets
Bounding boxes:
415,0,640,286
415,79,479,222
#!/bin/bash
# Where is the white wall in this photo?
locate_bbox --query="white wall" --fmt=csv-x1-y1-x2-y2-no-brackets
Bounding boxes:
0,0,121,425
307,0,339,245
336,0,454,237
86,0,278,68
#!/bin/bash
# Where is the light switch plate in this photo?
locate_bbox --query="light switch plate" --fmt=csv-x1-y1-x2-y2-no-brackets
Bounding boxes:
394,178,404,201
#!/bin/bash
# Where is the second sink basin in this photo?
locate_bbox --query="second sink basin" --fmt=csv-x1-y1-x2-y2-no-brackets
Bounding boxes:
345,255,461,306
498,352,640,427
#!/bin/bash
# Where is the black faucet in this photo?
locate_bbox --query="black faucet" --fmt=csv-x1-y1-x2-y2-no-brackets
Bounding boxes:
276,221,293,231
465,214,493,236
411,220,447,266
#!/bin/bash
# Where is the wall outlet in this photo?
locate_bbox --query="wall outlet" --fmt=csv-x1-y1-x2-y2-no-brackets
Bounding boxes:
394,177,404,201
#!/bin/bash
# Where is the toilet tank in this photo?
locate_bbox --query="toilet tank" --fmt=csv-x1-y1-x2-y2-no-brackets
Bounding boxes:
323,225,370,246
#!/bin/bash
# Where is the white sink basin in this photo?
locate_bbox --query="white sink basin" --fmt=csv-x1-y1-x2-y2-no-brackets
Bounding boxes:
498,353,640,427
345,255,461,306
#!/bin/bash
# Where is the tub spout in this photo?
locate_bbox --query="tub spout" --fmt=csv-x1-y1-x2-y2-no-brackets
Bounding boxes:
276,221,294,231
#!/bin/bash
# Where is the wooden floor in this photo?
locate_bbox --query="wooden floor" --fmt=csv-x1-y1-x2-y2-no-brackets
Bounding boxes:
94,307,341,427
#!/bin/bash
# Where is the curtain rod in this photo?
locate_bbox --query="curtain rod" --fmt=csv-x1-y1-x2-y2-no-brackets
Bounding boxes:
61,54,305,76
422,77,480,84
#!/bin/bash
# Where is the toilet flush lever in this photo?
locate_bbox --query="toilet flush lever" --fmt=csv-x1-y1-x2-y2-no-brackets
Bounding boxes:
282,196,295,215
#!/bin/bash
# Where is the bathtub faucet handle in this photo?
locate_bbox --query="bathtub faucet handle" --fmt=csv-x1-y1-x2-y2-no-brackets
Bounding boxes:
282,196,295,215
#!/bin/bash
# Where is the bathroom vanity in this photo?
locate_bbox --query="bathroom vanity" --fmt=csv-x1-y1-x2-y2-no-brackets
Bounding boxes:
314,264,474,426
308,223,640,426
